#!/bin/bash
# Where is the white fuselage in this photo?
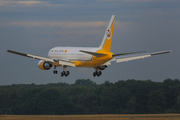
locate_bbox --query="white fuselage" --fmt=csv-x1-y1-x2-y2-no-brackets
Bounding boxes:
48,47,99,61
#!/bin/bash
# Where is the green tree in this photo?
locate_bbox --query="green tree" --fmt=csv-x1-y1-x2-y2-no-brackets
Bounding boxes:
74,79,97,88
1,79,180,115
112,87,131,113
124,97,136,114
148,90,166,113
177,92,180,111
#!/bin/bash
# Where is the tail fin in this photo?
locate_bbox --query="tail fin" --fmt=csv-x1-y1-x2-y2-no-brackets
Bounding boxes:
99,15,116,52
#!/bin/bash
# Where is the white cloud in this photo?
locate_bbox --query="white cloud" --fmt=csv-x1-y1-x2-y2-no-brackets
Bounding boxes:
9,21,109,28
17,1,47,4
7,21,132,37
0,0,48,7
53,21,132,35
98,0,178,2
0,0,74,7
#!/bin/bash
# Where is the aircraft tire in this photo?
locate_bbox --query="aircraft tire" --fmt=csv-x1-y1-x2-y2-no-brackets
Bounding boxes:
93,72,96,77
53,70,58,74
61,72,64,77
99,71,102,75
67,71,69,75
93,71,98,77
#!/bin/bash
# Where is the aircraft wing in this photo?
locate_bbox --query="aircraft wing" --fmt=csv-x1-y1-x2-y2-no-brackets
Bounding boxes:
7,50,76,67
110,50,172,63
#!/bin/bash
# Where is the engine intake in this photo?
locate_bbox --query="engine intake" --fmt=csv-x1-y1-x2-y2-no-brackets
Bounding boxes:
38,60,52,70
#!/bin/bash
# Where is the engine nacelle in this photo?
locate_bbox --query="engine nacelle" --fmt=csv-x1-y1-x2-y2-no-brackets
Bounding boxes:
38,60,52,70
97,65,108,70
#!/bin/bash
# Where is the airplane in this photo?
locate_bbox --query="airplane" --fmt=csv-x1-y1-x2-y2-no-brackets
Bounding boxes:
7,15,171,77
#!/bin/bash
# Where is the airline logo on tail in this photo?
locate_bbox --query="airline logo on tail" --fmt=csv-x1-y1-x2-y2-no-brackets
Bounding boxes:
106,29,111,39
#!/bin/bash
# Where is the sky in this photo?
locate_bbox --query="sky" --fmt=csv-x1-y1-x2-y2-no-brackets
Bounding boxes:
0,0,180,85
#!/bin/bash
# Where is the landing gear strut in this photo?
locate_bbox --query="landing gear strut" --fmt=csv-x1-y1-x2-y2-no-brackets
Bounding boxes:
93,71,102,77
61,65,70,77
53,66,58,74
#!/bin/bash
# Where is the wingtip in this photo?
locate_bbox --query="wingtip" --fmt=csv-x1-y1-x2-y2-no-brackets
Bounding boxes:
151,50,172,56
111,15,116,19
7,50,14,53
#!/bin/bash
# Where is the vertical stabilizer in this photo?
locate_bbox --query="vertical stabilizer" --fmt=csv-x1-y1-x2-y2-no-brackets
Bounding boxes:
99,15,116,52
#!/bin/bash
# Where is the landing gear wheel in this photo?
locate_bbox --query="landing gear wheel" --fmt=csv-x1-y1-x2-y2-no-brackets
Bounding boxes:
61,71,70,77
61,71,64,77
66,71,70,75
99,71,102,75
53,70,58,74
60,66,70,77
93,71,102,77
93,72,96,77
93,71,97,77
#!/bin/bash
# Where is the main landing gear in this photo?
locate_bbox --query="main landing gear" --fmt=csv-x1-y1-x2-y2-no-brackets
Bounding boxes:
61,71,69,77
93,71,102,77
53,65,70,77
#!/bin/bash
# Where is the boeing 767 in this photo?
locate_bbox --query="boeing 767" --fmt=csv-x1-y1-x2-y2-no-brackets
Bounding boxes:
7,15,171,77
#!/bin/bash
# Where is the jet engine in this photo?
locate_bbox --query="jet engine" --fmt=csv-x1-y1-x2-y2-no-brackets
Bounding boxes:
97,65,108,70
38,60,52,70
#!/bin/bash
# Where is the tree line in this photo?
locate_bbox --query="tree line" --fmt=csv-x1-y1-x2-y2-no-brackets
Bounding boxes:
0,79,180,115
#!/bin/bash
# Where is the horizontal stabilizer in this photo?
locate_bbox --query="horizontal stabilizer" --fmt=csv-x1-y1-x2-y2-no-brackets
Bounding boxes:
79,50,107,57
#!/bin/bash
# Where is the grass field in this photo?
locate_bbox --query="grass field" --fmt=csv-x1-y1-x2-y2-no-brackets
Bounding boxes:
1,114,180,120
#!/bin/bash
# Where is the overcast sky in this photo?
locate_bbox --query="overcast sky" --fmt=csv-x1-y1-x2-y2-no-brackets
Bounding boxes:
0,0,179,85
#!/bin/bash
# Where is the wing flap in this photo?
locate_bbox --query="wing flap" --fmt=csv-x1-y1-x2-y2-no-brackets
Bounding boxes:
27,54,54,62
115,50,171,63
113,51,145,57
102,61,111,66
58,61,76,67
116,54,151,63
